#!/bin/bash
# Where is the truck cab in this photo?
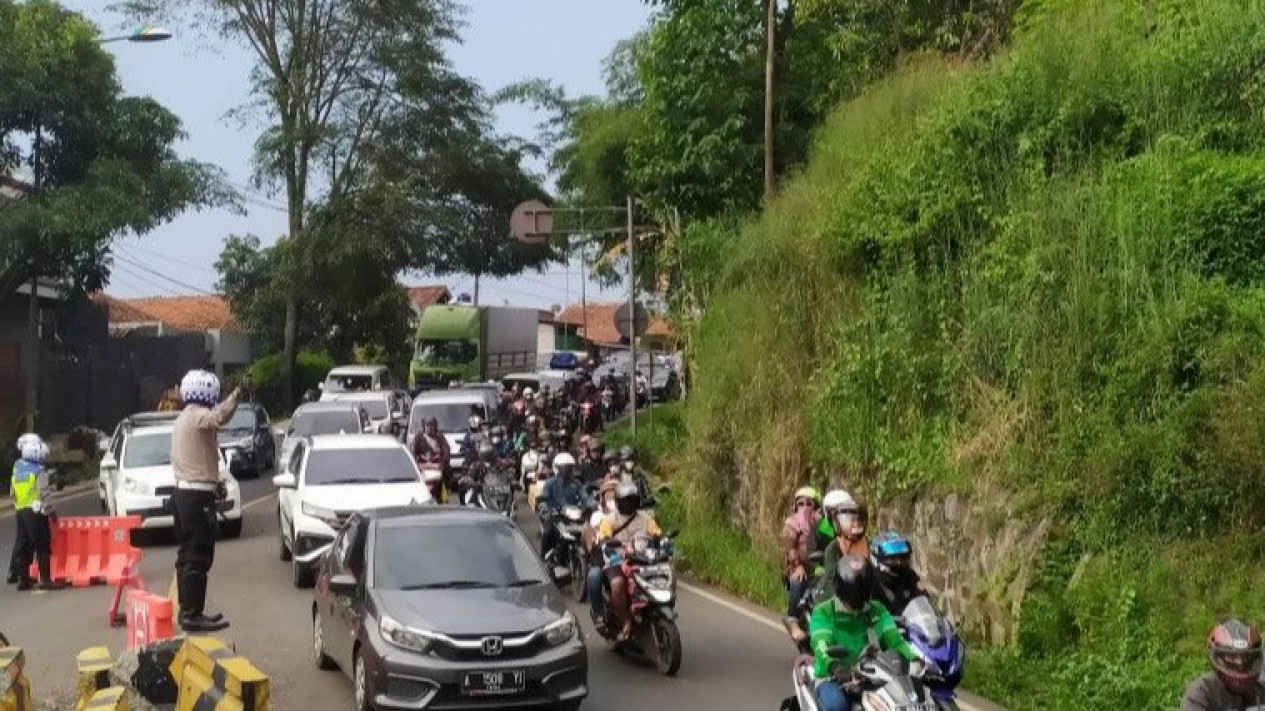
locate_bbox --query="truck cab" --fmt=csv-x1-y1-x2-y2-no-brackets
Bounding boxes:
410,305,537,390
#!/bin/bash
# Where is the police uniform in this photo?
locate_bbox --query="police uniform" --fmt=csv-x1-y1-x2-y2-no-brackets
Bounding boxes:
8,457,65,590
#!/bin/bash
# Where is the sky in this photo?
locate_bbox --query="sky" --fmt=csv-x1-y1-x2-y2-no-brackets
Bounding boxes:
61,0,655,311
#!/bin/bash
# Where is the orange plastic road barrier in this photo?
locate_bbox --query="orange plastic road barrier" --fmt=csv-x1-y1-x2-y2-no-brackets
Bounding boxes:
108,563,147,627
29,516,143,588
125,590,174,650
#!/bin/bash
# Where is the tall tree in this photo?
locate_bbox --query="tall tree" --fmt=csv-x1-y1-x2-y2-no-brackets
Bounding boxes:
0,0,228,300
117,0,465,408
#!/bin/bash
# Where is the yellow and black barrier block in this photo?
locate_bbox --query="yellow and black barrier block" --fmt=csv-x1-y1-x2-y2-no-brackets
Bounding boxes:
77,646,113,706
81,686,128,710
0,647,32,711
110,637,184,706
169,637,268,711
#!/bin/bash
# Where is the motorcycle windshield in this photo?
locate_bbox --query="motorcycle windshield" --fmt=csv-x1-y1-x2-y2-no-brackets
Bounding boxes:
903,596,946,646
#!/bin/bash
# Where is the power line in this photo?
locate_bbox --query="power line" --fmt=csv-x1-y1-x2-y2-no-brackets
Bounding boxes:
118,244,216,276
113,252,217,296
112,261,181,297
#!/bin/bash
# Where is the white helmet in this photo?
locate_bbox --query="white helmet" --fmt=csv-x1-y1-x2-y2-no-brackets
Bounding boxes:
20,437,45,462
180,370,221,407
523,387,535,399
552,452,577,476
822,489,856,514
16,432,39,451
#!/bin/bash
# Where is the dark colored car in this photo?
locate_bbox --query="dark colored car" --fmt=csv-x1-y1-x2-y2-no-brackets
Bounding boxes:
217,402,276,477
312,506,588,711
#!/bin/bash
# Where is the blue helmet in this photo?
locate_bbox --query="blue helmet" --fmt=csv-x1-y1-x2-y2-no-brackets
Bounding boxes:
870,530,913,572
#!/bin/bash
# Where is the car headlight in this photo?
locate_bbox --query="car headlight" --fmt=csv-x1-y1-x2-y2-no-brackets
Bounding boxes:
542,612,578,647
380,615,434,654
302,502,340,527
121,477,148,495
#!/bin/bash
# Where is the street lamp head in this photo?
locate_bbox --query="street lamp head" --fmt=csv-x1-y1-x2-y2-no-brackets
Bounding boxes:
129,26,172,42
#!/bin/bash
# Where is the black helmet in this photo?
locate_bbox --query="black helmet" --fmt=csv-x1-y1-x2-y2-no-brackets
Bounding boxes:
832,555,875,612
614,481,641,516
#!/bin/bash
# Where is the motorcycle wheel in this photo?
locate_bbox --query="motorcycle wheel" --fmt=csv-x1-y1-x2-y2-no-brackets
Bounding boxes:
571,551,587,603
650,617,682,676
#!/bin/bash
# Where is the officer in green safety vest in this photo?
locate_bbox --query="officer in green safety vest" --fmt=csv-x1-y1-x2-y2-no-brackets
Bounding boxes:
6,435,67,591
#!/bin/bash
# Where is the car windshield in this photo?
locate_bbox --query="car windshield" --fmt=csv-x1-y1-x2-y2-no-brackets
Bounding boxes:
289,410,361,437
344,398,388,419
123,432,172,468
224,409,257,430
374,520,546,590
410,402,483,433
303,448,419,486
325,374,374,394
416,340,478,365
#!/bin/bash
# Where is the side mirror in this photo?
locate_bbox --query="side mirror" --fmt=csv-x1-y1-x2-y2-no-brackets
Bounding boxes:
97,437,111,454
550,566,573,587
101,453,117,470
317,382,326,391
272,473,297,489
329,573,357,597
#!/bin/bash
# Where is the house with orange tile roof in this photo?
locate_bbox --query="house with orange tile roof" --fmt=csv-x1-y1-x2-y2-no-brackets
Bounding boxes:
91,293,252,378
552,301,676,352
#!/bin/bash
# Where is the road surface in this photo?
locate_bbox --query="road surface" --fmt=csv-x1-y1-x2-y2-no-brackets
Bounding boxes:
0,477,1003,710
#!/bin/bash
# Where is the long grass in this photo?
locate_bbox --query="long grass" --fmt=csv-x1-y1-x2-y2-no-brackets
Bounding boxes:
669,1,1265,707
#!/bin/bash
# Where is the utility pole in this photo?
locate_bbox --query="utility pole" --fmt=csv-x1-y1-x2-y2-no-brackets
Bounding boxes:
763,0,777,202
627,195,637,440
24,127,44,432
473,273,481,306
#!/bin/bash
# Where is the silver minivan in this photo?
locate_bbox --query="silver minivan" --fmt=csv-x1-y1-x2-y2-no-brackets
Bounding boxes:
406,389,494,471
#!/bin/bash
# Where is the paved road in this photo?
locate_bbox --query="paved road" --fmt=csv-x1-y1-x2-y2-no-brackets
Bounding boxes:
0,478,793,710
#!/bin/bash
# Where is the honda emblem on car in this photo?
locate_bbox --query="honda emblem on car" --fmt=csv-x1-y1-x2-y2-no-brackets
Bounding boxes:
481,636,504,656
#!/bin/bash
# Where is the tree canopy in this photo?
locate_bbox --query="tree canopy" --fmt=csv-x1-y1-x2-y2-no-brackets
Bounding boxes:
0,0,230,300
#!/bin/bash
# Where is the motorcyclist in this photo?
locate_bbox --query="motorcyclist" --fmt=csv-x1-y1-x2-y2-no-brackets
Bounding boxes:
410,417,451,494
489,425,513,461
459,413,485,465
539,453,588,561
820,498,871,600
1182,619,1265,710
459,442,496,505
596,481,663,642
810,556,920,711
869,531,926,617
584,479,619,631
816,490,855,555
617,445,652,501
782,486,822,643
579,438,606,484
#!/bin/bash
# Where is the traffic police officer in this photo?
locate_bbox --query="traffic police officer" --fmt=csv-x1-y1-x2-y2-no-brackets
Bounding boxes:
7,435,67,591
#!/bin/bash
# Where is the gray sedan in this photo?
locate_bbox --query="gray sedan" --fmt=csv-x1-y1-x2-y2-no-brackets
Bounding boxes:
312,506,588,710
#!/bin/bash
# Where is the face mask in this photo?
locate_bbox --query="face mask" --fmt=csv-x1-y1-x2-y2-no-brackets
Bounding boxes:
604,501,615,514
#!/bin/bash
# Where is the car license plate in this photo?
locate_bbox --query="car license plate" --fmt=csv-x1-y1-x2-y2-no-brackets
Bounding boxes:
462,669,525,696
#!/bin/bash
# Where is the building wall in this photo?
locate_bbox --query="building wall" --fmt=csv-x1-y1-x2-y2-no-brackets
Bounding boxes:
536,324,555,358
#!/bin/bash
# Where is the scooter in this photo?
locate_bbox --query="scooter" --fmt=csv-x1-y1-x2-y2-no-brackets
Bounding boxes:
900,596,966,711
472,466,516,517
590,533,682,676
520,446,541,489
782,645,938,711
419,463,445,503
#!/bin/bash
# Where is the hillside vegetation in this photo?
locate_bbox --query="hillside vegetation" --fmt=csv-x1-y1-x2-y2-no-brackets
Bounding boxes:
668,1,1265,707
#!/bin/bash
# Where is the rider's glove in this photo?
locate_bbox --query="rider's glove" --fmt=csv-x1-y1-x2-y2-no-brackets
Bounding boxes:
30,500,43,514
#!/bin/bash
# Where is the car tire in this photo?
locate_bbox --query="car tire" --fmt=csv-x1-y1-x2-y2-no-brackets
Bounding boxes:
293,558,315,589
279,515,292,562
353,648,372,711
220,518,243,539
312,608,336,671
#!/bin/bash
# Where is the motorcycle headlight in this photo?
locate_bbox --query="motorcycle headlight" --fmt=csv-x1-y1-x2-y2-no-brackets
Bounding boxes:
542,612,577,647
380,615,435,654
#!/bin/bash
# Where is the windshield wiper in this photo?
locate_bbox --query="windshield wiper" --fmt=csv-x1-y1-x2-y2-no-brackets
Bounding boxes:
505,579,544,588
401,580,497,590
316,477,379,485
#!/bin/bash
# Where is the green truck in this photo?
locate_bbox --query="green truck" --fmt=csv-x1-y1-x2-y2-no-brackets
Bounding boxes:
409,304,540,389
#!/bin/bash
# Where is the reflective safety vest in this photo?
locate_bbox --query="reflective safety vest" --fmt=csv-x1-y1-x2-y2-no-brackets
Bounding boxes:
10,459,41,511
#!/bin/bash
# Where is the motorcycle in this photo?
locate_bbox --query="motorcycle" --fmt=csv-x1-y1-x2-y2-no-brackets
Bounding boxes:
900,596,966,711
418,462,445,503
473,466,516,517
591,532,682,676
542,504,588,595
782,645,938,711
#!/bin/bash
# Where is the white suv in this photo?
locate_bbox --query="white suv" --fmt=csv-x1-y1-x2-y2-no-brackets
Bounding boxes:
272,434,433,587
98,413,244,538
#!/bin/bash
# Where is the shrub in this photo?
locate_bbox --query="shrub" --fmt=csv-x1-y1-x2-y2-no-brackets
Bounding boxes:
247,350,336,415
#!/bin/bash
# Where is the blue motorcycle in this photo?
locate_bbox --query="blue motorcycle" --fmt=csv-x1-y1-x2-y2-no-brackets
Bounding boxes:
900,595,966,711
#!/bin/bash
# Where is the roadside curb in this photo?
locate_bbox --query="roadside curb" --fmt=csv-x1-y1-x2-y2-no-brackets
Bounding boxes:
0,481,97,516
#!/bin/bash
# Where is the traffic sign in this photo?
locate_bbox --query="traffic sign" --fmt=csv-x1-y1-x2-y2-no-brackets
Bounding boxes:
509,200,554,244
614,301,649,339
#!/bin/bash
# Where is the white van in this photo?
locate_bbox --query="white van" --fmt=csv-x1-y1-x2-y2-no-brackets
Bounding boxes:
318,365,393,401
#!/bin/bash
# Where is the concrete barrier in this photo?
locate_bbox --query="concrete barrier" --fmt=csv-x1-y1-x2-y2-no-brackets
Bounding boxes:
76,646,113,706
0,647,31,711
80,687,128,710
170,637,268,711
